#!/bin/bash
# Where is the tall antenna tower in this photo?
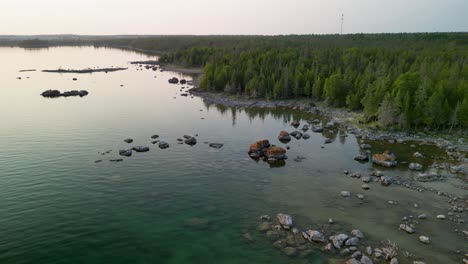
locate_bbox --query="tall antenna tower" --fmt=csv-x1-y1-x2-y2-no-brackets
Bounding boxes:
341,14,344,34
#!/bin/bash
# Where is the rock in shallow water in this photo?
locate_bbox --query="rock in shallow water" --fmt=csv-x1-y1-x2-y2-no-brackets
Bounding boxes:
278,131,291,142
159,141,169,149
119,149,132,157
341,191,351,197
276,213,293,230
184,136,197,146
132,146,150,152
419,236,430,244
209,143,223,149
373,150,397,167
302,230,326,243
329,234,349,249
409,163,423,171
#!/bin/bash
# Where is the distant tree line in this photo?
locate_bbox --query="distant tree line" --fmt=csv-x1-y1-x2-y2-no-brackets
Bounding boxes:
155,34,468,130
1,33,467,129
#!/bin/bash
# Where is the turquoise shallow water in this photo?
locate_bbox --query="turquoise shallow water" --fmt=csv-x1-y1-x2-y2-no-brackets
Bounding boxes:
0,47,465,264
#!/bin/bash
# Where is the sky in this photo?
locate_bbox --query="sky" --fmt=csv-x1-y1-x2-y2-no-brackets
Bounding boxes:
1,0,467,35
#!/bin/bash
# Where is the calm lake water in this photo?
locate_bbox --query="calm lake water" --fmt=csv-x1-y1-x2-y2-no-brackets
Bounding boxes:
0,47,465,264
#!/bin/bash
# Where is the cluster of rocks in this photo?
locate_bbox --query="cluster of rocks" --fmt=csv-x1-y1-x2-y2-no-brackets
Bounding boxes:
256,213,407,264
41,89,88,98
168,77,188,85
248,139,287,165
97,133,224,163
415,172,447,182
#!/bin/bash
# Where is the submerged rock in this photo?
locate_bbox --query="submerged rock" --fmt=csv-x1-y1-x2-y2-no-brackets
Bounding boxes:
209,143,224,149
302,133,311,139
257,222,271,232
124,138,133,143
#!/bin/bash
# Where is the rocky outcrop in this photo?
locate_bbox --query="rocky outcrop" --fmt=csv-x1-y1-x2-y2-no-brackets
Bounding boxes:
372,151,397,167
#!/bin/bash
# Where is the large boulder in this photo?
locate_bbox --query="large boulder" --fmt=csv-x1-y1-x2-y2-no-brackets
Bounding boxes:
278,131,291,142
265,146,287,161
276,213,293,230
372,150,397,167
248,139,270,158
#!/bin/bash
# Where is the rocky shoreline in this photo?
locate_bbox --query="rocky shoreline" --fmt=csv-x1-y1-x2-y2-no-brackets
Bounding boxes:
189,89,468,156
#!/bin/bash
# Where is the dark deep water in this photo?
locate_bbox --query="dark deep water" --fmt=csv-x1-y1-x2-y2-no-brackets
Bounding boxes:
0,47,465,264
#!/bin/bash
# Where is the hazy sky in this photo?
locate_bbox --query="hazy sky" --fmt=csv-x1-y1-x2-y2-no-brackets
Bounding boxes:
1,0,467,35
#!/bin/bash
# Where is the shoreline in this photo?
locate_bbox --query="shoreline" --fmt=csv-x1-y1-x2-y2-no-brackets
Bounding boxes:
190,88,468,162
